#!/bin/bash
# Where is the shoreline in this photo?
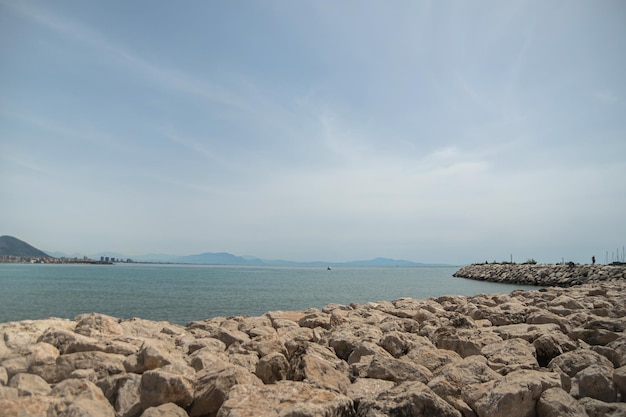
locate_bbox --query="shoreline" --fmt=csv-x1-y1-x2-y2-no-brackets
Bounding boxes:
1,279,626,416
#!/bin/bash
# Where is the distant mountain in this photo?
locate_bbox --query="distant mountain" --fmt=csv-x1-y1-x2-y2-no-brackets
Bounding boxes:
171,252,449,267
0,236,51,258
174,252,265,265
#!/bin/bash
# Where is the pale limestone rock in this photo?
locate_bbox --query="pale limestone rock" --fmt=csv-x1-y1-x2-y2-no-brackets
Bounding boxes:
579,397,626,417
533,332,578,367
53,351,126,383
549,349,614,378
577,364,617,402
98,373,142,417
288,341,351,394
328,324,383,360
190,364,262,417
379,331,432,358
537,387,588,417
255,351,289,384
216,381,354,417
357,381,461,417
140,403,189,417
462,370,561,417
433,327,502,358
613,365,626,399
405,346,462,373
187,348,229,372
74,313,125,337
8,372,50,396
366,354,433,384
346,378,395,410
48,378,116,417
347,341,392,365
182,337,226,355
140,368,194,409
480,338,539,375
298,309,332,330
491,323,562,342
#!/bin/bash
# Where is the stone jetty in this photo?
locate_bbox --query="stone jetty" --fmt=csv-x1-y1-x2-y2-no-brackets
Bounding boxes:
454,263,626,287
2,281,626,417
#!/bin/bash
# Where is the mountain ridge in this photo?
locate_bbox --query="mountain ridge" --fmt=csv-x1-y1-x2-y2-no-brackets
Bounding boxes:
0,236,51,258
5,235,452,266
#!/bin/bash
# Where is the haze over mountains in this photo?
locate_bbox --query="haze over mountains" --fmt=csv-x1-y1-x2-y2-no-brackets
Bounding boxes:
1,236,448,266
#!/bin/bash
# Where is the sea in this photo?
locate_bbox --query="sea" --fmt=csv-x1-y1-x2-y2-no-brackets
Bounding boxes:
0,263,541,325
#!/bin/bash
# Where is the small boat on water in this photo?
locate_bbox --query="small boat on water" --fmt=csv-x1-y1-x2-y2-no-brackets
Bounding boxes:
327,266,332,270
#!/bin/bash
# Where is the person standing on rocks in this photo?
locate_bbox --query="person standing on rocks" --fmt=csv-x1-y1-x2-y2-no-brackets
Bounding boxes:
592,256,596,265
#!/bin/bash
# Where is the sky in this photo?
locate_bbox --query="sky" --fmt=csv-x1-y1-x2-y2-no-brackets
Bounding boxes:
1,1,625,264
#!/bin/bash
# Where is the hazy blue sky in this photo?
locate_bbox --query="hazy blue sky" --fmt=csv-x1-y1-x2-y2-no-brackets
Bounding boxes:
1,1,625,264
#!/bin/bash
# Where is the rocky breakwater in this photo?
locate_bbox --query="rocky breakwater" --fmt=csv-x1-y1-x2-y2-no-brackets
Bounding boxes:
2,282,626,417
454,263,626,287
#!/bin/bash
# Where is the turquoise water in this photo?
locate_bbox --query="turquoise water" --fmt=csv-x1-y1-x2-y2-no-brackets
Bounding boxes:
0,263,540,325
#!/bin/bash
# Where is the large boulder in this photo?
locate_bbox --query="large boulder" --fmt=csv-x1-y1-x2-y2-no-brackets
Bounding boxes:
463,370,561,417
8,372,51,396
217,381,354,417
365,354,432,384
140,403,189,417
255,352,289,384
140,368,194,410
287,341,350,394
536,387,588,417
356,381,461,417
190,364,262,417
480,338,539,375
48,378,116,417
577,364,617,402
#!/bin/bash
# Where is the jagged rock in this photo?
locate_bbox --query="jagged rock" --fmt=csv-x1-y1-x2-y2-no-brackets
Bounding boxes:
427,355,500,415
492,323,562,342
52,351,126,383
480,338,539,375
433,327,502,357
255,351,289,384
548,349,614,378
379,331,432,358
299,309,332,330
356,381,461,417
463,370,561,417
533,332,578,367
366,354,433,384
579,397,626,417
98,373,142,417
217,381,355,417
536,387,588,417
328,324,383,361
405,346,462,373
613,365,626,400
140,403,189,417
48,378,116,417
74,313,125,337
346,341,391,366
577,364,617,402
190,364,262,417
8,372,50,396
140,368,194,410
187,348,229,372
607,336,626,367
346,378,395,410
288,341,350,394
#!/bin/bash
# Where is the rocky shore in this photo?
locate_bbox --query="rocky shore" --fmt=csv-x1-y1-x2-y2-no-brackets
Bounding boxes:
454,263,626,287
2,281,626,417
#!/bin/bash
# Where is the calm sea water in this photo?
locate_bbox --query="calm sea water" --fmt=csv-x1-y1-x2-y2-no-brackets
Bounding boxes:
0,263,540,325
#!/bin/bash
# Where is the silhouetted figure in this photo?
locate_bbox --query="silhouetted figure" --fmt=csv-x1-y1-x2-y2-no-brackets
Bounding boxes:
592,256,596,265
